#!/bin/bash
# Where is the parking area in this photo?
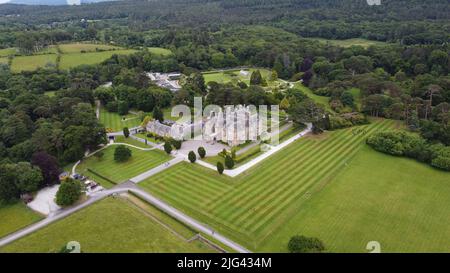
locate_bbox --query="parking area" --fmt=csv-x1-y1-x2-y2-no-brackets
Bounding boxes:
27,185,60,216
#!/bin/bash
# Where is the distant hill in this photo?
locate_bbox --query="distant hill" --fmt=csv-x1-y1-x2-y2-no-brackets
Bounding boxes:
6,0,115,5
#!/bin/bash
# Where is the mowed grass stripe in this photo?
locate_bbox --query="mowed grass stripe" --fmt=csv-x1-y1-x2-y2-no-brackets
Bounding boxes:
210,135,338,211
149,166,230,200
228,128,362,225
212,128,351,214
231,120,390,223
229,122,381,226
248,120,394,234
239,120,392,228
147,179,252,236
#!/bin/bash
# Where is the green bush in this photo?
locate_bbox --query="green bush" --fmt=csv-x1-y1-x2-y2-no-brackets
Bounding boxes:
171,139,182,150
217,161,224,174
114,145,132,162
123,127,130,138
225,155,235,169
367,131,450,171
198,146,206,158
188,151,197,163
56,179,82,207
288,235,325,253
164,142,173,154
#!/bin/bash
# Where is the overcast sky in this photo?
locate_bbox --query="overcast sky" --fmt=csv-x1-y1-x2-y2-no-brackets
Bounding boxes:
0,0,10,3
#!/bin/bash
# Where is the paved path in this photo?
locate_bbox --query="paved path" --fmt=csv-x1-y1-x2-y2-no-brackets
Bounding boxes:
0,184,250,253
197,123,312,177
130,156,184,183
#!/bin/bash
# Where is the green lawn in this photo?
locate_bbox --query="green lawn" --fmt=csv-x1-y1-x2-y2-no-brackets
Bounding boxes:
202,68,272,85
58,43,121,54
114,135,151,148
76,145,170,187
293,82,333,112
260,145,450,252
99,108,142,132
139,119,397,251
0,197,215,253
11,54,57,72
0,47,17,57
147,47,173,56
59,49,137,70
0,57,8,64
304,38,389,48
0,203,43,239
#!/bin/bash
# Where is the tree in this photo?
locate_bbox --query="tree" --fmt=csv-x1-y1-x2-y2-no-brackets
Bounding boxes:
31,151,60,186
56,179,82,207
164,142,173,154
280,97,290,111
340,90,354,107
15,162,43,193
217,161,224,174
197,146,206,158
0,164,20,204
250,70,264,86
171,139,182,150
152,106,164,122
114,145,132,162
288,235,325,253
117,100,129,115
123,127,130,138
225,155,235,169
188,151,197,163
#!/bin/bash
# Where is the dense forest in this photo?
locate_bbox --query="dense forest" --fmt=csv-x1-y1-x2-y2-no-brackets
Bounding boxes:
0,0,449,203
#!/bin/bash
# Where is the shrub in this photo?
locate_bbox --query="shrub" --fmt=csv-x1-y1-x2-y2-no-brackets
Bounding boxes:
105,101,118,112
188,151,197,163
288,235,325,253
198,147,206,158
225,155,235,169
164,142,173,154
217,162,224,174
329,116,352,130
172,139,182,150
114,145,132,162
56,179,82,207
123,127,130,138
367,131,450,171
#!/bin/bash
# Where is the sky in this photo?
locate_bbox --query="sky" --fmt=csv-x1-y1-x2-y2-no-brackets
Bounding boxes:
0,0,10,3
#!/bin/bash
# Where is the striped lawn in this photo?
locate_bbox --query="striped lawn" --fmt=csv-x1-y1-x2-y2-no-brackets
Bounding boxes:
99,108,142,132
139,119,396,249
76,146,170,186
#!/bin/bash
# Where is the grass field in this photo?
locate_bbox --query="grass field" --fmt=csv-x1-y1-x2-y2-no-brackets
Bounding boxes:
99,108,142,132
0,203,43,239
202,68,272,85
147,47,173,56
293,82,333,112
139,119,398,251
0,57,8,64
59,49,137,70
76,145,170,187
58,43,121,54
11,54,57,72
0,197,215,253
114,135,151,148
260,145,450,252
0,48,16,57
304,38,388,48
